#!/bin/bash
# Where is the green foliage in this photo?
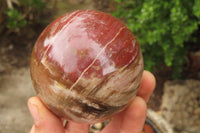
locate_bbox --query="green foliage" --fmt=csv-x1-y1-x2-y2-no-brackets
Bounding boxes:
113,0,200,78
5,8,26,28
19,0,45,9
4,0,46,29
193,0,200,19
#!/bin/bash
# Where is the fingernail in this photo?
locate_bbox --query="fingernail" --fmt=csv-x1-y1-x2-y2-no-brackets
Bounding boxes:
28,101,41,126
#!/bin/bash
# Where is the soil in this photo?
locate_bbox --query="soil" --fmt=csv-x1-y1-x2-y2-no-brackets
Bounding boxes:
0,0,199,133
0,24,39,133
0,67,35,133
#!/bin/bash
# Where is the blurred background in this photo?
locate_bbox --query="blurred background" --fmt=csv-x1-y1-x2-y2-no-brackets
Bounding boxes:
0,0,199,133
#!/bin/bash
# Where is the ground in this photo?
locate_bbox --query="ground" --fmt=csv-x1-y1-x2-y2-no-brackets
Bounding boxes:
0,19,37,133
0,67,35,133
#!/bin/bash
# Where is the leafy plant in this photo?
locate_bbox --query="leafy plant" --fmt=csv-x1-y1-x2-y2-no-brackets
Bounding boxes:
3,0,46,30
5,8,26,28
113,0,200,78
19,0,45,9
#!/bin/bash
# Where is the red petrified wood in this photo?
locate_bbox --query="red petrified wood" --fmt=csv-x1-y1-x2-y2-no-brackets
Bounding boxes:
30,10,143,123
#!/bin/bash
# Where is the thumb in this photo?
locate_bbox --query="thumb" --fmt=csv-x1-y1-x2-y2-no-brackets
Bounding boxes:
28,97,65,133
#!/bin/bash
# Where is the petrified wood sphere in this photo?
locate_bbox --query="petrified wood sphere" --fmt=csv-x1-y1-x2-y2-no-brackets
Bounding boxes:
30,10,143,123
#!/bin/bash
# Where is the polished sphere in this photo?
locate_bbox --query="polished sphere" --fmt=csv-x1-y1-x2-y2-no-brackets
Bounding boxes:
30,10,143,123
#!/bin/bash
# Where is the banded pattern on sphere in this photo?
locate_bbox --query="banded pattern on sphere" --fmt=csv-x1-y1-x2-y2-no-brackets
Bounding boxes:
30,10,143,123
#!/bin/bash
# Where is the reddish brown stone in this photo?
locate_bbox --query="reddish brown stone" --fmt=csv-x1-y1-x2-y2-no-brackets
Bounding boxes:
30,10,143,123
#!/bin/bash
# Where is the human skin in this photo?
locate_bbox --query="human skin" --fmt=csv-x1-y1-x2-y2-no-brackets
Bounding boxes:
28,70,156,133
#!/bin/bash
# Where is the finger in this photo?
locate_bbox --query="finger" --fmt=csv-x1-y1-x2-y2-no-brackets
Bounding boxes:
137,70,156,102
100,113,122,133
101,97,147,133
64,121,89,133
30,125,35,133
28,96,65,133
119,96,147,133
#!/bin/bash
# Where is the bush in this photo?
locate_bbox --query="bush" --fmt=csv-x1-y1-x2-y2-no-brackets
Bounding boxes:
113,0,200,78
5,8,27,29
2,0,46,30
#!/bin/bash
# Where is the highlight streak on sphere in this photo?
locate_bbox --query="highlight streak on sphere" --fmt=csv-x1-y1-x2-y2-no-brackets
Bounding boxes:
30,10,144,123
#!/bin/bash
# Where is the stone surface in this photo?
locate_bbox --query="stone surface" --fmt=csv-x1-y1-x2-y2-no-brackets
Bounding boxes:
31,10,143,123
0,67,36,133
161,80,200,133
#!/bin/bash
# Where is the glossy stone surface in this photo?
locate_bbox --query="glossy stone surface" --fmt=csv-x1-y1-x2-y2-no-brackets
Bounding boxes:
30,10,143,123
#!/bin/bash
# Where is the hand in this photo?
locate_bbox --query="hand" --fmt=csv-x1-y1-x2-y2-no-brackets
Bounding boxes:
28,70,155,133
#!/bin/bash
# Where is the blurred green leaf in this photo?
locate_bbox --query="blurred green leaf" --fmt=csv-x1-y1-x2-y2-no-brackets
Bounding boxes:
193,0,200,19
4,0,47,30
5,8,27,28
19,0,45,9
